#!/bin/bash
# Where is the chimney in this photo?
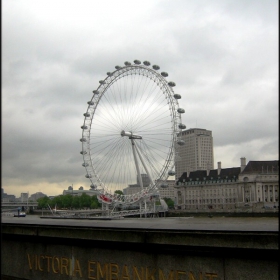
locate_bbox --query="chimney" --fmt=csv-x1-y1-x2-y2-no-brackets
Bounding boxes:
217,161,221,176
240,157,246,172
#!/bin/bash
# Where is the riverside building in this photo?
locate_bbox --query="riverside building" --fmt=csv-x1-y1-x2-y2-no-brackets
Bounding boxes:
175,128,214,181
175,158,279,211
123,174,150,196
62,186,99,196
123,175,176,201
156,179,176,200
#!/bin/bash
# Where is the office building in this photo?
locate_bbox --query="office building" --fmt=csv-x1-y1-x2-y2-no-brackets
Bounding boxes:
20,193,29,202
29,192,47,201
175,128,214,180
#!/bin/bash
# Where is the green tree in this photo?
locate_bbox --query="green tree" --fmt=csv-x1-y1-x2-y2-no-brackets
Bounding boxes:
51,195,64,209
72,195,80,209
38,193,102,210
37,196,50,208
62,194,73,208
80,193,91,208
114,190,123,195
163,197,174,208
91,195,101,209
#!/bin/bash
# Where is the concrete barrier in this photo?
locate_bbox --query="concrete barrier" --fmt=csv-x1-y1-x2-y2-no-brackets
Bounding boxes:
1,218,278,280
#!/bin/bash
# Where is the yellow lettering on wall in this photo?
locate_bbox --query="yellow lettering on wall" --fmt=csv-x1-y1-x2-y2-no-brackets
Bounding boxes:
121,265,130,280
25,253,220,280
188,272,196,280
188,272,204,280
69,258,72,276
52,257,60,274
205,273,218,280
133,266,144,280
146,268,156,280
176,270,186,280
60,257,69,275
35,254,38,271
45,256,52,273
73,259,83,278
88,261,96,280
38,255,44,271
97,262,108,280
27,254,34,270
159,269,174,280
110,263,119,280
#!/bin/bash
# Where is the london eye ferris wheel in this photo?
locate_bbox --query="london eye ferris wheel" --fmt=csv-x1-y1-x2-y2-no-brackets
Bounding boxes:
80,60,185,205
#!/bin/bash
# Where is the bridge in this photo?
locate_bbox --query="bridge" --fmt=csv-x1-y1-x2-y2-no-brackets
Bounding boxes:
1,201,38,208
1,201,38,213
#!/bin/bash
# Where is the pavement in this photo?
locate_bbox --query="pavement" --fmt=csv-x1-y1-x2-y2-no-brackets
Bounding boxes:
1,215,279,232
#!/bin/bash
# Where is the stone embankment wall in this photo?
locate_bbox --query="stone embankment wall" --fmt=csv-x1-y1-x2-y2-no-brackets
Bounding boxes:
1,221,278,280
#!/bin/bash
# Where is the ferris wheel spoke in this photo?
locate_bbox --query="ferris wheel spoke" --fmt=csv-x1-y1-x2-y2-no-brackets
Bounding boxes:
132,97,170,131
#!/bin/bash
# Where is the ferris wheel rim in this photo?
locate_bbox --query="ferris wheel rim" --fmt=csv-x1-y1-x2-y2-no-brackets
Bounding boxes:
80,61,184,205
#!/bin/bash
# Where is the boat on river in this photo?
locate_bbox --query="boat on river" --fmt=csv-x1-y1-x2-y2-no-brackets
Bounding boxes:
14,211,26,217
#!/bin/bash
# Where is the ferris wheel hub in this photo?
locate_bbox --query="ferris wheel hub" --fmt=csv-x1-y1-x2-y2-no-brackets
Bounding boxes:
120,130,142,139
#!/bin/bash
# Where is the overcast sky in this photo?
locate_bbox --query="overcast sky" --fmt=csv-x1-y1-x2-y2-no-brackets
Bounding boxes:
2,0,278,197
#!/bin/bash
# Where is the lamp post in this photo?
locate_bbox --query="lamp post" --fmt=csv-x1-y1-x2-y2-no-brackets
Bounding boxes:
27,192,29,214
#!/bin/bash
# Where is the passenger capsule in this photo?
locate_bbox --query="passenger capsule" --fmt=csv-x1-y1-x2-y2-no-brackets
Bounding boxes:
90,184,97,189
107,72,113,76
124,61,131,66
134,60,141,64
177,140,185,146
160,183,169,188
161,72,168,77
80,138,87,142
177,108,185,114
87,101,94,105
83,112,90,117
85,174,92,178
93,90,99,95
80,151,87,155
81,125,88,129
99,80,105,84
174,94,181,99
115,65,121,69
178,123,186,129
152,65,160,70
143,61,151,66
168,81,176,87
168,170,176,176
82,163,89,167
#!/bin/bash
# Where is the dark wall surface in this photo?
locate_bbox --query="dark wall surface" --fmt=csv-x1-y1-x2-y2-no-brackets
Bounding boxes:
1,216,278,280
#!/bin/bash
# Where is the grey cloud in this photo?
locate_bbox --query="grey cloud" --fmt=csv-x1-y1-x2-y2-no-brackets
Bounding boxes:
2,0,278,197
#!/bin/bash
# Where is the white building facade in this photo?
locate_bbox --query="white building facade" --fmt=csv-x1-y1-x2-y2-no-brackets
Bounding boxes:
175,158,279,211
239,160,279,205
62,186,99,196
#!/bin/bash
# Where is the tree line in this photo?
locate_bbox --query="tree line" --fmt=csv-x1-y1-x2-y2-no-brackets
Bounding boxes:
36,193,101,209
36,193,174,210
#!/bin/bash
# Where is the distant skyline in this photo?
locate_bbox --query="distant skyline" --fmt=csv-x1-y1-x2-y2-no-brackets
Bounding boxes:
2,0,278,197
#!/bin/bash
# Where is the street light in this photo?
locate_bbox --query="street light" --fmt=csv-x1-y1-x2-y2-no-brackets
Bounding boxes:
27,192,29,213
